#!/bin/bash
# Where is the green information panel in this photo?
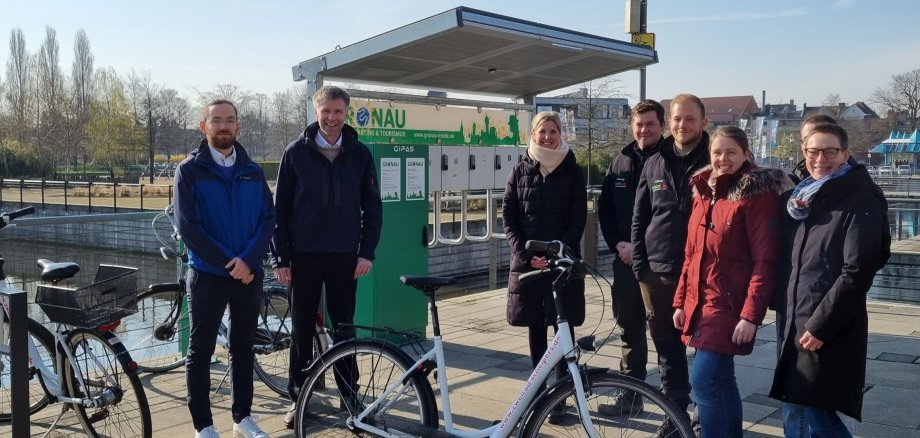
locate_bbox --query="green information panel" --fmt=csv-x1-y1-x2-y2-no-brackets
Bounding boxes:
355,144,429,338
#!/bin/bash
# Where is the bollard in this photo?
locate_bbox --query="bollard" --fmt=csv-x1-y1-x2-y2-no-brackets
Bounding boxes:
1,287,30,437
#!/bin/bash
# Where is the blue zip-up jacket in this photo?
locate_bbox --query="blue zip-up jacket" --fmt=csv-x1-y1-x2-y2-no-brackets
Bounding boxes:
173,140,276,277
271,122,382,268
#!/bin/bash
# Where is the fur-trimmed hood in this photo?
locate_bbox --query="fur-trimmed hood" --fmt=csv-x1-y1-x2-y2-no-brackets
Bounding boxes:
690,163,788,202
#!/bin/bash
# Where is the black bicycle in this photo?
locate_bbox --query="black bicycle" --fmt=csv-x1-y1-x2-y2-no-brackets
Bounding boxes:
121,205,331,396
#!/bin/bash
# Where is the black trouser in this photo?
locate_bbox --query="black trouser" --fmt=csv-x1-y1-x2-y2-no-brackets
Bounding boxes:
185,269,262,431
638,272,691,411
611,259,648,381
287,252,358,401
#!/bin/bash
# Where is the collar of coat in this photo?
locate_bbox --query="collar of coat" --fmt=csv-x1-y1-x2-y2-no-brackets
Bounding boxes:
690,162,788,201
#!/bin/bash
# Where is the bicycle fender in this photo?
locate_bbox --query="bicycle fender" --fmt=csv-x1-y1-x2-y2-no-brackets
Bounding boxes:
517,367,610,436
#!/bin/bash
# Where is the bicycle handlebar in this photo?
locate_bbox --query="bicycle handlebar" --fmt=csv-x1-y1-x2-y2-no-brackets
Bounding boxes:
518,240,583,285
524,239,563,258
0,206,35,229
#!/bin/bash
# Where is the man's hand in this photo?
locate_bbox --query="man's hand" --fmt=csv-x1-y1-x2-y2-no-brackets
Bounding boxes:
672,308,686,330
732,319,758,345
615,241,634,265
225,257,252,282
799,330,824,351
354,257,373,279
273,267,291,286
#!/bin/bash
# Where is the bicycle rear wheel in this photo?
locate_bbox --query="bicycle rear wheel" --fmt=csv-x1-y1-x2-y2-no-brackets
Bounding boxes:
65,328,152,438
252,286,293,396
522,372,694,438
125,286,188,372
0,317,56,420
293,339,438,437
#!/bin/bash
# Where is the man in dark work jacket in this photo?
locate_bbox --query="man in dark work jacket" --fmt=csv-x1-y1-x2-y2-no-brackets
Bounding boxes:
631,94,710,435
597,99,664,416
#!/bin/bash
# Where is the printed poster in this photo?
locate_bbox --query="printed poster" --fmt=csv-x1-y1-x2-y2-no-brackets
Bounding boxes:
405,158,425,201
380,158,401,202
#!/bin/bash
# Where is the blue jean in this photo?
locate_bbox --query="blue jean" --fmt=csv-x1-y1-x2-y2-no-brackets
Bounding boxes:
690,348,742,438
783,403,853,438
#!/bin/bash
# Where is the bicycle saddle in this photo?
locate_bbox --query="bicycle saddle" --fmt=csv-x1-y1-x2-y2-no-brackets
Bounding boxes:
37,259,80,283
399,275,457,288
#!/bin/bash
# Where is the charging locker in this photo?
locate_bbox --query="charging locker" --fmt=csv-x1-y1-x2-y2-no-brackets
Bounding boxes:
440,145,469,191
493,145,521,189
468,146,495,190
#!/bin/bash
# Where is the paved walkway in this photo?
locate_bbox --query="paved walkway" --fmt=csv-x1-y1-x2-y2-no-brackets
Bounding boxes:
10,278,920,437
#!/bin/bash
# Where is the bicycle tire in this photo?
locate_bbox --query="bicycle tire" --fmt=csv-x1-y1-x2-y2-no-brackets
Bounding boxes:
521,372,694,438
0,317,56,420
252,287,293,396
64,328,152,438
293,339,438,437
126,286,188,373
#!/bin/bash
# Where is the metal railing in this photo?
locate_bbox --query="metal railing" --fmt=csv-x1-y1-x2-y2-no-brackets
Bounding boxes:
0,178,173,213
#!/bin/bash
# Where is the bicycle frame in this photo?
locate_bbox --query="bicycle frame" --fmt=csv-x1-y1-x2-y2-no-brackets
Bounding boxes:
351,309,597,438
0,291,106,409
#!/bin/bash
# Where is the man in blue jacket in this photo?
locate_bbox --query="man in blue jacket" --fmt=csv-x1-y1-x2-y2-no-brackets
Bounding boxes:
271,86,383,427
174,99,276,438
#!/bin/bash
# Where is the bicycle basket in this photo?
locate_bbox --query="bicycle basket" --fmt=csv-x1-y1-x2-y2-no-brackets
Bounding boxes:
35,264,139,327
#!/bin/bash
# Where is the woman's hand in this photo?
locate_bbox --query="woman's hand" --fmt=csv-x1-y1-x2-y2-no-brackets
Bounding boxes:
530,256,549,270
732,319,758,345
672,308,685,330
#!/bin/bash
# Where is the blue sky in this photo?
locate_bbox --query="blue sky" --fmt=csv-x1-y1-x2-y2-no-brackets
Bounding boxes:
1,0,917,109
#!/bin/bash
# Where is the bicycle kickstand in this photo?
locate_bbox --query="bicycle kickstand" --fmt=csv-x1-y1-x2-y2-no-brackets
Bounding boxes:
215,363,233,394
42,402,72,438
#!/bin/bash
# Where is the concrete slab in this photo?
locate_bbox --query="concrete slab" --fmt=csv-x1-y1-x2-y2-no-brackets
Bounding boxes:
10,283,920,437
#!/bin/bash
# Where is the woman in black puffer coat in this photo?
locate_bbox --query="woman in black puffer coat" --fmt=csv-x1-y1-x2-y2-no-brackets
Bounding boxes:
503,111,586,417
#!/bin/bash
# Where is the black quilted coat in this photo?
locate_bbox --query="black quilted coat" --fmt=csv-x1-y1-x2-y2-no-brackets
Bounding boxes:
502,149,587,327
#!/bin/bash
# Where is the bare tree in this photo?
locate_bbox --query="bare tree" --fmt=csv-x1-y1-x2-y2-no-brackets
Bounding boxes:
35,26,68,175
127,70,162,182
71,29,94,166
71,29,94,113
270,89,301,152
156,87,194,162
5,28,31,142
565,76,628,185
292,82,313,129
873,68,920,130
196,82,248,107
821,93,844,118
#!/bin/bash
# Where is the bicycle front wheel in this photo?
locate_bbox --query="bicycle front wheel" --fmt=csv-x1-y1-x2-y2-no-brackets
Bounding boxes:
294,339,438,437
125,286,188,372
0,317,56,420
522,372,694,438
253,286,292,396
65,328,152,438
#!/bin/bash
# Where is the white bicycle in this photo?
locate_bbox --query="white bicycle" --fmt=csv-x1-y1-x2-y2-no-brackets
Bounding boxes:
292,239,694,438
0,206,152,437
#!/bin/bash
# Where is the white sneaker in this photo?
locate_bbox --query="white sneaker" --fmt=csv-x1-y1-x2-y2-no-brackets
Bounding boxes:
195,425,220,438
233,416,269,438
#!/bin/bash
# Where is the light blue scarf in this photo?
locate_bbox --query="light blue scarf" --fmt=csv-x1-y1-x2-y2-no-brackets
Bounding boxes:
786,163,852,220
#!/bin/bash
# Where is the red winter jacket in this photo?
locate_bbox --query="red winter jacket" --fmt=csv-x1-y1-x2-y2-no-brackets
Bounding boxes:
673,163,785,356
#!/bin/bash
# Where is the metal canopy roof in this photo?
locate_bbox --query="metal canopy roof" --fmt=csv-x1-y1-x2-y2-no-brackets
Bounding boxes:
292,6,657,100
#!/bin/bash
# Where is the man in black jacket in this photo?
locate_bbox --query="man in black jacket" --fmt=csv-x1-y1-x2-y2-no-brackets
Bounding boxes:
597,99,664,416
271,86,383,427
631,94,710,434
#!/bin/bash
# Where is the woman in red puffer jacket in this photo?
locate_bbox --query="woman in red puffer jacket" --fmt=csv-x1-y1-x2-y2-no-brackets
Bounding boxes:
672,126,785,438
